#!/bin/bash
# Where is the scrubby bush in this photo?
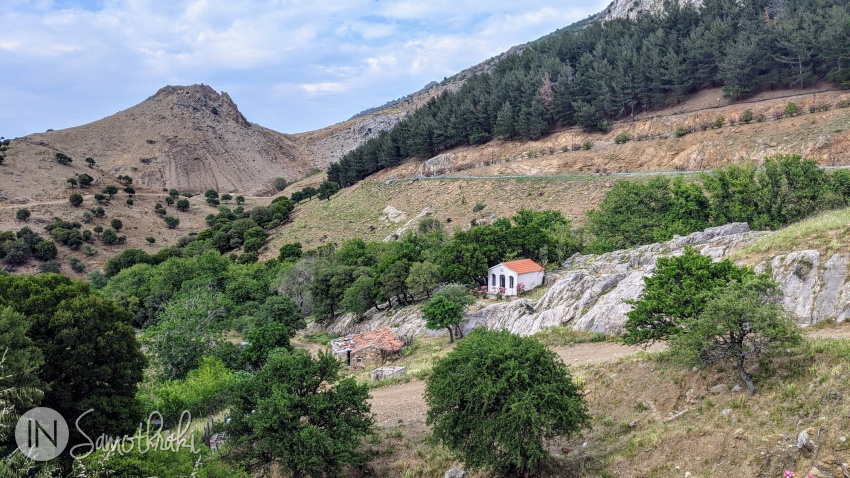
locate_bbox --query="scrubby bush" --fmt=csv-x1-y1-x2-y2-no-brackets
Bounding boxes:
69,256,86,273
69,193,83,207
55,152,72,165
38,260,61,273
101,228,119,245
784,101,799,117
614,131,632,144
15,209,30,221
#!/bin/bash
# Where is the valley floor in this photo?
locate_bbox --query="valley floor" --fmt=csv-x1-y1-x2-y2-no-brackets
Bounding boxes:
335,324,850,478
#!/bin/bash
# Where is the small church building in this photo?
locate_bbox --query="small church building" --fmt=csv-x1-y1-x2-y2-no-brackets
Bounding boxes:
487,259,545,297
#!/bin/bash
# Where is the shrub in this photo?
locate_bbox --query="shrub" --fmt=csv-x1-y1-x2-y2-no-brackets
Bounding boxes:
278,242,302,262
69,193,84,207
674,126,690,137
581,140,593,150
712,115,725,129
69,256,86,273
85,157,95,167
126,198,134,206
39,260,61,273
77,173,94,188
101,229,119,245
472,202,486,213
137,356,235,428
784,102,799,117
146,237,156,244
175,198,190,211
273,177,288,191
55,152,72,165
164,216,180,229
33,240,58,261
741,109,754,123
614,131,632,144
15,209,30,222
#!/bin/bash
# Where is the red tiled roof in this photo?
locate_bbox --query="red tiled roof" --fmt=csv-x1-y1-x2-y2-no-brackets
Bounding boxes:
501,259,544,274
331,327,404,354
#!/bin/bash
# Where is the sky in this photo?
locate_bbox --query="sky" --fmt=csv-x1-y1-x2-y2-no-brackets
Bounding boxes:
0,0,610,138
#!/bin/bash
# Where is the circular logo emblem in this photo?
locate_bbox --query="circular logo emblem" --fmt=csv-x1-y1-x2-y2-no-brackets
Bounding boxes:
15,407,69,461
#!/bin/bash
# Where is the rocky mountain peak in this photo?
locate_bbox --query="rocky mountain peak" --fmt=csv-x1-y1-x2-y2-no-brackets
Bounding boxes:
146,84,250,128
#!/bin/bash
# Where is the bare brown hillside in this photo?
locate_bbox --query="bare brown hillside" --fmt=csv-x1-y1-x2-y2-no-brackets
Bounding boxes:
371,86,850,180
2,85,309,198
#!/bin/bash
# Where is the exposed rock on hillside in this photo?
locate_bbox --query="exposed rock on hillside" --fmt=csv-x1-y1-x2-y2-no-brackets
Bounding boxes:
324,222,850,339
464,222,760,336
6,84,309,196
595,0,704,22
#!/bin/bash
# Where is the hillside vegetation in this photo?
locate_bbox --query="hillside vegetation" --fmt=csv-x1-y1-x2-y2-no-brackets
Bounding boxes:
329,0,850,186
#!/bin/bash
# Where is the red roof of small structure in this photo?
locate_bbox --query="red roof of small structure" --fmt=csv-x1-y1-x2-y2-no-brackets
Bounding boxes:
501,259,544,274
330,327,404,354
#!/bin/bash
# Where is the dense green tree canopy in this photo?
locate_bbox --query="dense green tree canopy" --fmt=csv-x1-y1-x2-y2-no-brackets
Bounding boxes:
623,248,754,345
670,276,801,394
227,349,372,477
426,329,589,475
0,274,146,441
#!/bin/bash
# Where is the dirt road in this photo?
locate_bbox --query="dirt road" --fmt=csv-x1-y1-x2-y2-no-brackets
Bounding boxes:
368,327,849,428
368,341,662,428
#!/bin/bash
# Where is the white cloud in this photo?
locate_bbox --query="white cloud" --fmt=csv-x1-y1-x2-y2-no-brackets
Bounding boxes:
300,82,349,95
0,0,609,137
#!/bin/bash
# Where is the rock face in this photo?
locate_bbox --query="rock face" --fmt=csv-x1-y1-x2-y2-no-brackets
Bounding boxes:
463,223,761,336
595,0,704,22
757,251,850,325
325,222,850,340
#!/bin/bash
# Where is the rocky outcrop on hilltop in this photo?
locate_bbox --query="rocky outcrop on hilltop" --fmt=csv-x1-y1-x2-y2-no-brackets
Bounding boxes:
323,222,850,340
5,84,309,197
594,0,704,22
